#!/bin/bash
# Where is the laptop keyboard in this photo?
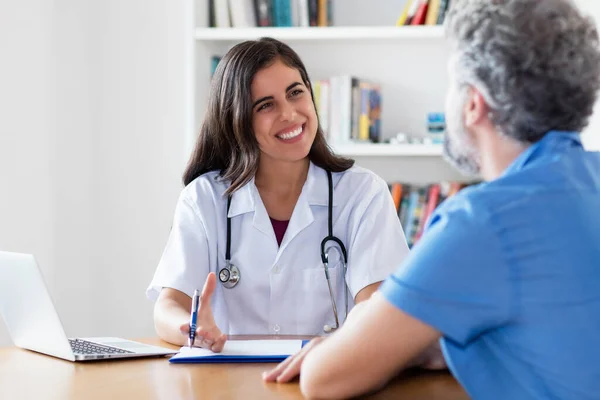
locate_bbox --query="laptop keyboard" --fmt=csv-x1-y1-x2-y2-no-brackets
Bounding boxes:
69,339,134,355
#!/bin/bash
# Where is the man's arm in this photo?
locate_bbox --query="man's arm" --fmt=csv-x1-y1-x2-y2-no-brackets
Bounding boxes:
300,292,441,399
354,281,380,303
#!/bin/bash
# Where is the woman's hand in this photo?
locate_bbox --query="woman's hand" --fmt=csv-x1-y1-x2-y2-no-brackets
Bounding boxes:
179,272,227,352
262,337,326,383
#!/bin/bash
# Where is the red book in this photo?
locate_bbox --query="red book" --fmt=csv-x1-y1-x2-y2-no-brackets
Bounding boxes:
410,0,429,25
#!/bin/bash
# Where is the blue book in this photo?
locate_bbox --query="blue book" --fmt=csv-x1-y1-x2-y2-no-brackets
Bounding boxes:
272,0,293,27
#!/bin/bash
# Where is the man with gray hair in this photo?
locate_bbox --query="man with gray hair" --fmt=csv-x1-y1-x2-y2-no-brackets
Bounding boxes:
264,0,600,399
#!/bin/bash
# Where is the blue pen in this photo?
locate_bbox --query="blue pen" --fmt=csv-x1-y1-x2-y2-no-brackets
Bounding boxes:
188,289,200,348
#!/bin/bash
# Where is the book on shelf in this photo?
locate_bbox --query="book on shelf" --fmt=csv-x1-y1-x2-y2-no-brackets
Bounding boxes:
308,0,318,26
312,76,382,145
388,181,470,248
273,0,293,27
231,0,258,27
396,0,451,26
255,0,273,26
208,0,332,28
211,56,222,77
212,0,232,28
436,0,451,25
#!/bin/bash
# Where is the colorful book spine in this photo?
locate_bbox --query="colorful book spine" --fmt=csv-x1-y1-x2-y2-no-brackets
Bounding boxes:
308,0,318,26
436,0,449,25
368,86,382,143
358,82,371,141
425,0,441,25
210,56,222,77
415,184,440,242
396,0,414,26
403,0,420,25
254,0,273,27
317,0,328,26
391,183,403,213
273,0,292,27
318,80,330,138
214,0,231,27
351,79,361,140
229,0,257,27
410,0,429,26
297,0,309,26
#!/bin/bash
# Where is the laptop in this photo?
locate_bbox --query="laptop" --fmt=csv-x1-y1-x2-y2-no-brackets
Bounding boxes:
0,251,177,361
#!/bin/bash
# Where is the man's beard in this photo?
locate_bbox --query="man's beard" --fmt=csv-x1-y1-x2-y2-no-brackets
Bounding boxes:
442,100,481,177
443,135,480,177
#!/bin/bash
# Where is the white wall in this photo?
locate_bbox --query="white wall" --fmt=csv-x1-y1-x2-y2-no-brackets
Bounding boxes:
87,0,191,338
0,0,57,346
50,0,96,342
0,0,191,346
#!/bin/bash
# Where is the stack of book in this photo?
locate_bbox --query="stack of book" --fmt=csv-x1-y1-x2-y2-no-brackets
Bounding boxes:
396,0,451,26
388,181,470,247
209,0,333,28
313,76,382,145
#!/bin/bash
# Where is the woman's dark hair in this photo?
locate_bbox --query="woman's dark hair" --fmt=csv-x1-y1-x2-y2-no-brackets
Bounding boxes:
182,37,354,193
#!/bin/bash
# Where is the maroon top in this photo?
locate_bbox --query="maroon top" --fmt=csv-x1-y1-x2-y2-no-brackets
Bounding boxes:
270,217,290,246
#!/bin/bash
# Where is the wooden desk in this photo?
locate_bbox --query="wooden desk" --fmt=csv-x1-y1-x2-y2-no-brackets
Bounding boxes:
0,337,469,399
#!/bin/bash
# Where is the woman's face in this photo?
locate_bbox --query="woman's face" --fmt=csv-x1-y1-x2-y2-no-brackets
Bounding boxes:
250,59,318,164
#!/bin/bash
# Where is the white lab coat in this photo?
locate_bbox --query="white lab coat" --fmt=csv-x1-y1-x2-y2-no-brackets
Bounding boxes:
147,162,409,335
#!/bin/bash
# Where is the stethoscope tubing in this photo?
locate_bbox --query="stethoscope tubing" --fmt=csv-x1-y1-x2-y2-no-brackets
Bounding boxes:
219,170,349,331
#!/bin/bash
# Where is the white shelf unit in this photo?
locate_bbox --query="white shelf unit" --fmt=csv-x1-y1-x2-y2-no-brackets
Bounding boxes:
332,143,443,157
192,0,463,184
195,26,445,42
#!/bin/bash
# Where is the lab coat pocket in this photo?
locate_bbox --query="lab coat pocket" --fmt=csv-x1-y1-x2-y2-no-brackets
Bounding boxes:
297,259,342,334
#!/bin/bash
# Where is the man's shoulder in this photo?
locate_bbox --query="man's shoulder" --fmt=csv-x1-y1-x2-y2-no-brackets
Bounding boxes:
445,171,554,213
434,179,530,228
438,161,597,227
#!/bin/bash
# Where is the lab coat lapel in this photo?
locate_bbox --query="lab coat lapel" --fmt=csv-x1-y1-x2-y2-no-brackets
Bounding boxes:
228,178,274,238
277,163,330,257
227,181,254,218
277,190,314,256
251,184,277,239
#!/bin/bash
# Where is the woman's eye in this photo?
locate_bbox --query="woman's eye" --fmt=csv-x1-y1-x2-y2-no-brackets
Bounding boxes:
290,89,304,97
257,102,272,111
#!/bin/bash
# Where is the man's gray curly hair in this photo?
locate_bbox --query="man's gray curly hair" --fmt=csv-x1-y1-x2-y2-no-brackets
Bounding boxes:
445,0,600,143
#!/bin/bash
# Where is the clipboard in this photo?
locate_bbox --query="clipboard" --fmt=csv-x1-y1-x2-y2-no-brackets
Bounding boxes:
168,339,310,364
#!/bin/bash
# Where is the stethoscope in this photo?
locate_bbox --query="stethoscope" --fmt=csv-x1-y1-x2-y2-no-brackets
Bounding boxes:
218,170,349,333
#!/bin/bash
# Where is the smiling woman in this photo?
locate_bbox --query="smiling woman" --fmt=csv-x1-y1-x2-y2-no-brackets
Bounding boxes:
250,59,319,174
183,37,352,194
146,37,410,356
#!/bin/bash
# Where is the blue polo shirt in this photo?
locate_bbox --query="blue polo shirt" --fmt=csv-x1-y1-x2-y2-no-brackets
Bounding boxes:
380,131,600,400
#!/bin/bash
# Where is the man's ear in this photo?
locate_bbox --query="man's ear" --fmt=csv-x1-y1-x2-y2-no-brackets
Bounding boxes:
464,86,489,129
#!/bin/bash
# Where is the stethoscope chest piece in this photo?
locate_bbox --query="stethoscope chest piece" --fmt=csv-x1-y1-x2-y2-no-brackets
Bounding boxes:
219,261,240,289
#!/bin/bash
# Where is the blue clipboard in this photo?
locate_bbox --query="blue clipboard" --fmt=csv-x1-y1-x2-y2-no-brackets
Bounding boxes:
168,340,310,364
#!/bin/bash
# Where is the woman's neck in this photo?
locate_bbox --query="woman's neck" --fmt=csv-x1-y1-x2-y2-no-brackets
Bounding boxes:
255,157,310,195
254,157,310,221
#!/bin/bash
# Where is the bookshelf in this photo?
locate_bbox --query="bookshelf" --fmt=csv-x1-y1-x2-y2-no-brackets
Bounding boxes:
195,26,446,42
192,0,464,184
